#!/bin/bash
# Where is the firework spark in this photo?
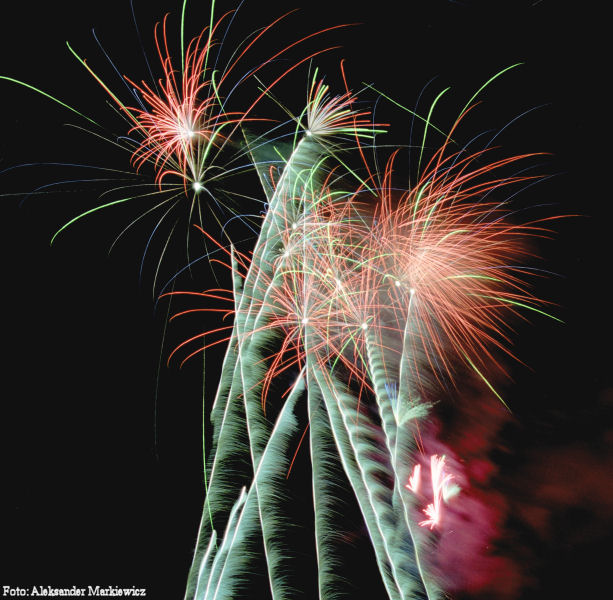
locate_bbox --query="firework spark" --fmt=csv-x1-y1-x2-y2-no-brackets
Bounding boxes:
4,3,559,598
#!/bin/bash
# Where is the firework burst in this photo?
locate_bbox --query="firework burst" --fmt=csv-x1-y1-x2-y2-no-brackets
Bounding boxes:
4,3,561,599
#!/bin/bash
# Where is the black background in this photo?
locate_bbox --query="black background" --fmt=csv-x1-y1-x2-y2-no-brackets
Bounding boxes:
1,1,611,598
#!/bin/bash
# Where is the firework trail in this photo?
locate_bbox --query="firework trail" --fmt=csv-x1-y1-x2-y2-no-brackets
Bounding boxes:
170,87,555,599
2,2,559,599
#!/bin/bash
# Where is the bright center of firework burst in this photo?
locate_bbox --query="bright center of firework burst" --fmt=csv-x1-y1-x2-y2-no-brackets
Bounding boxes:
292,223,297,230
361,322,368,330
305,129,312,137
395,280,402,287
192,181,203,193
178,125,195,141
410,287,416,296
301,317,309,325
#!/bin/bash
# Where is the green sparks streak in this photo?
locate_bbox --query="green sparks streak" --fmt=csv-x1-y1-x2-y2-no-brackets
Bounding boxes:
66,42,137,126
362,82,449,139
418,86,450,175
436,228,469,244
462,352,511,411
475,295,564,322
181,0,189,75
203,0,217,82
50,190,166,245
0,76,98,126
412,182,428,220
459,63,523,118
328,151,377,196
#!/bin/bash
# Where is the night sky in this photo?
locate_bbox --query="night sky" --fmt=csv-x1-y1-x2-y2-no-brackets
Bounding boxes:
1,1,611,598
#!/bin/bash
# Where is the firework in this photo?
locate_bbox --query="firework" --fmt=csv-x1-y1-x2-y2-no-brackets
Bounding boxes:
3,3,558,599
169,98,554,599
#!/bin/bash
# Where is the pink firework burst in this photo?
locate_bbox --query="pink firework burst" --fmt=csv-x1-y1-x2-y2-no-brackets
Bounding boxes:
419,454,455,530
125,14,248,190
361,127,559,393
